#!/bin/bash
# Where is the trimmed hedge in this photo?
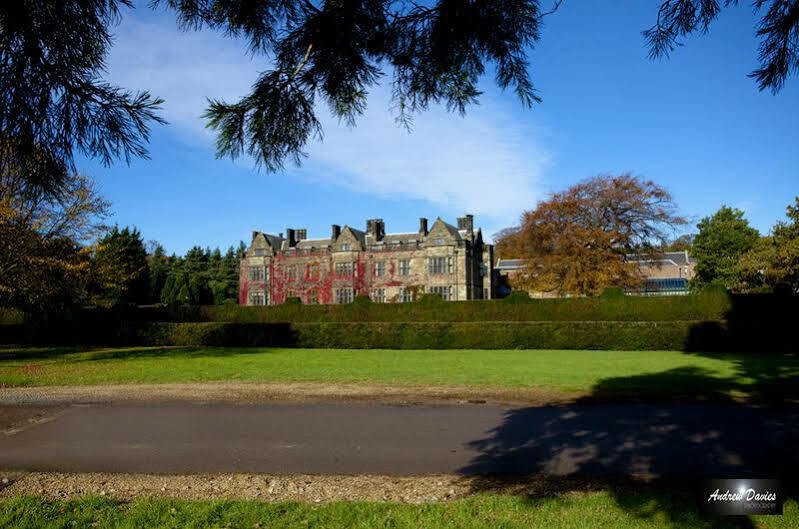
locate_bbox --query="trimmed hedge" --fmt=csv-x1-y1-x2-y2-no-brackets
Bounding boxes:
67,290,738,324
2,320,795,352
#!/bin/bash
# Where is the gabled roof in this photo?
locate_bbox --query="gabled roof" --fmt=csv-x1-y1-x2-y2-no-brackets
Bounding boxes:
340,226,366,246
263,233,284,248
428,217,462,241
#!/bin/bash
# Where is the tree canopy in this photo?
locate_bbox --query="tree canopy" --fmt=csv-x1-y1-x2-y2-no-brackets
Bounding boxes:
734,197,799,292
0,0,165,196
495,173,686,296
155,0,799,172
3,1,797,191
692,205,761,289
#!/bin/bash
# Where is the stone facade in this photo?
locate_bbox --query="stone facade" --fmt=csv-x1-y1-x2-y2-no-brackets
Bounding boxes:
240,215,495,305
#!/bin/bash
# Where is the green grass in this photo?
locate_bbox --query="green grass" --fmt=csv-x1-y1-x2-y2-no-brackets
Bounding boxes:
2,347,798,402
0,493,796,529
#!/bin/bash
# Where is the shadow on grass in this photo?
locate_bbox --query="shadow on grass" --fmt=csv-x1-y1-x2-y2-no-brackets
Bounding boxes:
460,295,799,528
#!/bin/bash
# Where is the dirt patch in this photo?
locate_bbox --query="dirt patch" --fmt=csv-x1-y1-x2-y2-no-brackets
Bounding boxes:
0,471,657,504
0,382,583,407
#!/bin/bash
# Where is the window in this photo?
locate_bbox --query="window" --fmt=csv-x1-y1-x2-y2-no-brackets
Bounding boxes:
249,291,266,306
335,262,354,277
307,262,319,280
340,243,352,251
398,259,410,276
428,257,453,275
372,288,386,303
286,265,297,281
374,260,386,277
335,288,354,304
399,288,414,303
254,248,265,256
428,285,452,300
248,266,265,281
434,238,445,245
307,289,319,304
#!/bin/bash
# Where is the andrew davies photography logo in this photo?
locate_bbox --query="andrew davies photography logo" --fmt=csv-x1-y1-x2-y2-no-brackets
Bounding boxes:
699,479,782,515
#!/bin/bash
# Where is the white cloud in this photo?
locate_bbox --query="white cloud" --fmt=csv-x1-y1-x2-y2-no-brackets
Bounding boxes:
106,9,256,144
105,6,551,233
300,89,550,233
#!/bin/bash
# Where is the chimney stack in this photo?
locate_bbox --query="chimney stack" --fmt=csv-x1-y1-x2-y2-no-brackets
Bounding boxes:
286,228,297,248
366,218,385,242
457,214,474,234
331,224,341,240
296,229,307,241
419,217,428,236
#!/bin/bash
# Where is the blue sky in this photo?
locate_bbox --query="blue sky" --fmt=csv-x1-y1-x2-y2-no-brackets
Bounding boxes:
81,1,798,255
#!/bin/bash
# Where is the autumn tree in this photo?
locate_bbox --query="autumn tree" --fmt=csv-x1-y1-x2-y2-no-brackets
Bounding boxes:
664,233,696,252
0,169,111,314
692,206,760,289
495,174,686,296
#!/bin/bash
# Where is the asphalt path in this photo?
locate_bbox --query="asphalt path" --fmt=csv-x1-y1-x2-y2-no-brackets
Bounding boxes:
1,402,797,477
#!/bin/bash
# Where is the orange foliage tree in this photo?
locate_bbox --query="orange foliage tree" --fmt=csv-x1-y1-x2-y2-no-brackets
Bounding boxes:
496,174,687,296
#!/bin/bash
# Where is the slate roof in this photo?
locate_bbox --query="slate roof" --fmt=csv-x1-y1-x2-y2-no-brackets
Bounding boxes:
295,238,331,249
626,251,696,266
496,259,526,270
382,233,422,244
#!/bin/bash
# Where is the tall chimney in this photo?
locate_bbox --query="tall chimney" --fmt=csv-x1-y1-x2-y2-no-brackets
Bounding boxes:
419,217,428,236
366,218,385,242
296,229,307,241
286,228,297,248
331,224,341,240
457,214,474,233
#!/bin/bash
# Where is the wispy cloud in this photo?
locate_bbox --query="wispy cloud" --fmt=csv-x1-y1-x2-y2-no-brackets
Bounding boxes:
106,8,256,144
299,88,550,233
105,5,551,234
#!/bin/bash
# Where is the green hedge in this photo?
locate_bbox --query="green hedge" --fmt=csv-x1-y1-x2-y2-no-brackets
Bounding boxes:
70,290,738,324
3,320,794,351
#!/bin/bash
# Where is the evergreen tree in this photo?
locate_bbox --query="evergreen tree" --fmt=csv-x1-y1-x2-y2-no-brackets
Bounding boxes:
692,206,760,289
1,1,164,196
94,225,149,305
147,243,169,304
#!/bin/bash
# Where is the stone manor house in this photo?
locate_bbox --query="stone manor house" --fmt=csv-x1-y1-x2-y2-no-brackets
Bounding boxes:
239,215,495,305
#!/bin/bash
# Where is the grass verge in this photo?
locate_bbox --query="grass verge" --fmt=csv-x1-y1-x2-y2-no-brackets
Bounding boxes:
2,347,798,403
0,493,796,529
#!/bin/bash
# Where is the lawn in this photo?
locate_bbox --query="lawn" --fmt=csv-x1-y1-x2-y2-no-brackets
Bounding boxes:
1,347,797,402
0,493,796,529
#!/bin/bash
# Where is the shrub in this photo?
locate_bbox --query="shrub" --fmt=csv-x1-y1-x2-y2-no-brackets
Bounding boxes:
502,291,531,303
599,287,625,299
353,295,372,305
